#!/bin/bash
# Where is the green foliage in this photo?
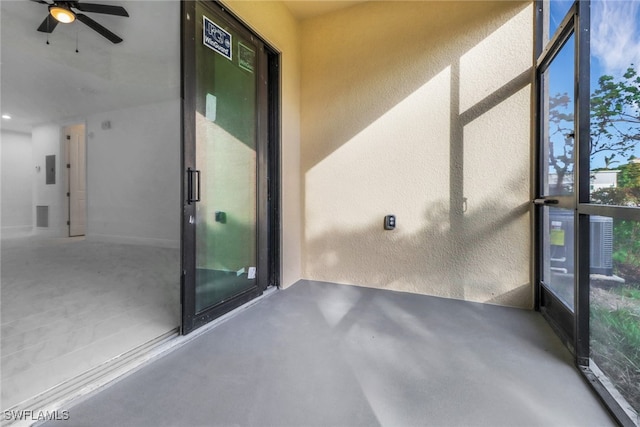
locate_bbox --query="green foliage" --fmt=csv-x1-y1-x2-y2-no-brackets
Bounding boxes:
548,66,640,189
591,187,640,206
594,307,640,348
586,195,640,268
591,67,640,160
592,306,640,361
576,65,640,412
591,304,640,411
603,154,620,169
618,287,640,301
617,161,640,188
611,219,640,267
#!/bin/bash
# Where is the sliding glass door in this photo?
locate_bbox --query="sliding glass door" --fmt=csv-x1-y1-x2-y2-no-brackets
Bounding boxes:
181,1,279,334
536,1,640,423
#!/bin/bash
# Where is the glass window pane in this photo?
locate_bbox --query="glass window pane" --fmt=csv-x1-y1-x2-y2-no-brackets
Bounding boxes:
589,1,640,207
194,5,258,313
542,0,574,45
590,216,640,418
543,207,575,310
541,35,575,196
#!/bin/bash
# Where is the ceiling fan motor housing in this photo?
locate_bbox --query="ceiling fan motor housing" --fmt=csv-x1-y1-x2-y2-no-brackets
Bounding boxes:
33,0,129,44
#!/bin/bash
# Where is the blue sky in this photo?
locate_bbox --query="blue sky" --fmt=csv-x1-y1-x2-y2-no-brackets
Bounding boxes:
549,0,640,169
591,0,640,78
591,0,640,168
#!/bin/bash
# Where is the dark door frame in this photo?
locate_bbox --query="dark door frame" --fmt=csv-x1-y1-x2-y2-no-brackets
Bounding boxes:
180,0,281,335
534,1,578,352
534,2,635,425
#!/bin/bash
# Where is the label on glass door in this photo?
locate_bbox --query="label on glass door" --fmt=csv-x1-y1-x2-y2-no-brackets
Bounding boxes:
550,221,565,246
203,16,232,60
238,42,255,73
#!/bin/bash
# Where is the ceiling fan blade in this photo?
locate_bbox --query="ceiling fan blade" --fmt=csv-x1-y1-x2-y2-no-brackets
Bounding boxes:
73,2,129,17
76,13,123,43
37,15,59,33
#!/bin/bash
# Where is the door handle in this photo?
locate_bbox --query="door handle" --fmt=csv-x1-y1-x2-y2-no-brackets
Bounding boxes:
533,198,559,205
187,168,200,204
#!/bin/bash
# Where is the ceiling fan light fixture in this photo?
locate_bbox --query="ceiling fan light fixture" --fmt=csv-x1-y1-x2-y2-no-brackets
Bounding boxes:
50,6,76,24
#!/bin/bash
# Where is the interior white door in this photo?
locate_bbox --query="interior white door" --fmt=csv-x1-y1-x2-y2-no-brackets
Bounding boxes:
66,125,86,237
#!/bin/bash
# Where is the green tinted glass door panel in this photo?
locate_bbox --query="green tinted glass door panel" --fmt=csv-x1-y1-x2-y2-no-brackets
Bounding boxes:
194,3,257,313
182,1,271,333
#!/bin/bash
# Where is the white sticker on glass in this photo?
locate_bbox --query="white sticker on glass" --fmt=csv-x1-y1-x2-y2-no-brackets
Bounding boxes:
206,93,217,122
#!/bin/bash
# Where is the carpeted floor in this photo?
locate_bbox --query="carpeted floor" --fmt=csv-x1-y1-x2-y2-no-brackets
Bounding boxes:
1,236,179,409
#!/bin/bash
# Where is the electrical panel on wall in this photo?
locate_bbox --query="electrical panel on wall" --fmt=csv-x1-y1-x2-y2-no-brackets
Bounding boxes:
45,155,55,185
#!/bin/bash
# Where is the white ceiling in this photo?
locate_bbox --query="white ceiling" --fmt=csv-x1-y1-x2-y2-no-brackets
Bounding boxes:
0,0,365,133
282,1,366,20
0,0,180,133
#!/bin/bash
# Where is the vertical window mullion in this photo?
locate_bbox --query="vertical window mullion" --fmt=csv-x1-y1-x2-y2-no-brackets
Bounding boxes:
574,0,591,366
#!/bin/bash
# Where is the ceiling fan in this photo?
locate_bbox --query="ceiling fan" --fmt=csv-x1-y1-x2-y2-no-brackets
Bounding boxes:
30,0,129,44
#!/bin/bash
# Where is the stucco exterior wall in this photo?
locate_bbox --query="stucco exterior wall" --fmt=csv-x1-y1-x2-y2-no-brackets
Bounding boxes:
300,1,534,308
222,1,303,288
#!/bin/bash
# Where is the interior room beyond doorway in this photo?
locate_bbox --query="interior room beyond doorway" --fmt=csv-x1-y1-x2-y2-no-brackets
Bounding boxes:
0,0,181,411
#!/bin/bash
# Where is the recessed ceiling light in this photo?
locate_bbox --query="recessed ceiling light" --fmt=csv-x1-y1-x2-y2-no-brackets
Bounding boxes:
1,114,11,120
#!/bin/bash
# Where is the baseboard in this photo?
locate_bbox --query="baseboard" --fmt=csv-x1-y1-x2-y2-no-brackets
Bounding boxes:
0,226,33,239
32,227,67,238
85,234,180,249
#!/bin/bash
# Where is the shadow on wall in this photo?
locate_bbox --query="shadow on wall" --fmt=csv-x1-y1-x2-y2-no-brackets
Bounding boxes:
301,1,531,171
306,178,531,308
302,1,534,308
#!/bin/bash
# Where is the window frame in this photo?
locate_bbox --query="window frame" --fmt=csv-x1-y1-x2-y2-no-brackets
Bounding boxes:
535,1,639,424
